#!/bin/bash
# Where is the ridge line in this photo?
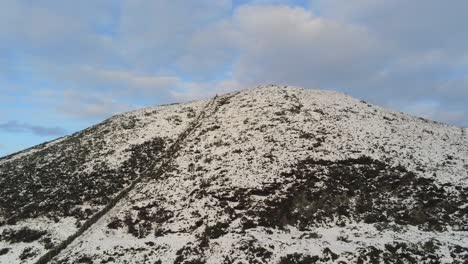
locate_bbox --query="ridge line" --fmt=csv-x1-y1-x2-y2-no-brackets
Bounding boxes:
34,96,220,264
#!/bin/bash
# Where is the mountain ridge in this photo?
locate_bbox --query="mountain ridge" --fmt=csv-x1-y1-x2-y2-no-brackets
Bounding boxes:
0,85,464,162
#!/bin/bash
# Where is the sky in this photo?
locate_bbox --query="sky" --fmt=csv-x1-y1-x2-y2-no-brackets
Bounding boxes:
1,0,467,157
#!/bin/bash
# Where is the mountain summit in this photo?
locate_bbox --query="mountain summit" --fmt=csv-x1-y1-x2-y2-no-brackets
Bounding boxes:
1,85,467,263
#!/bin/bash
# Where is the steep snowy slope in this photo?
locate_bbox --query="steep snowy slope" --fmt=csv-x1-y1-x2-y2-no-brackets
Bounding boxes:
1,86,467,263
0,100,207,263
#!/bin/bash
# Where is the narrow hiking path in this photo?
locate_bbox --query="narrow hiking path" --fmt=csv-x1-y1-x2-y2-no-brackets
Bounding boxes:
34,96,222,264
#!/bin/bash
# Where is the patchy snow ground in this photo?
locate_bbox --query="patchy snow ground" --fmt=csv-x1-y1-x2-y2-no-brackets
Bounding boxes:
1,86,467,263
0,100,206,263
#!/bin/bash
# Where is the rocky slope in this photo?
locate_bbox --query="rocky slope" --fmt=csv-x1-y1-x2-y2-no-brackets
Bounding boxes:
0,85,467,263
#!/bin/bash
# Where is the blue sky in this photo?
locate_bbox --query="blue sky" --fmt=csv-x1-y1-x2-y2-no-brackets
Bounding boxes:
1,0,467,157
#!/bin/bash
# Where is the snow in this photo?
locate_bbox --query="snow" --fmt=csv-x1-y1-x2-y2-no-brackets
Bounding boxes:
0,216,76,263
0,136,69,166
1,85,467,263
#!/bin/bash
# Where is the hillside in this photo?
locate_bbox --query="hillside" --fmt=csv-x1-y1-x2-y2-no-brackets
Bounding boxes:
0,85,467,263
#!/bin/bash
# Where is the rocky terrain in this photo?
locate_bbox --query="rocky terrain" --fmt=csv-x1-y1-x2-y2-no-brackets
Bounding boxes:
0,85,467,263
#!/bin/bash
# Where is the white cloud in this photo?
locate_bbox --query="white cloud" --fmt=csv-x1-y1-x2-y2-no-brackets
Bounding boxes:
0,0,467,127
314,0,468,54
175,2,467,127
81,67,182,92
435,77,468,103
182,4,383,89
56,90,135,119
0,120,67,136
233,5,382,86
0,0,116,65
117,0,232,70
176,20,239,77
390,100,467,127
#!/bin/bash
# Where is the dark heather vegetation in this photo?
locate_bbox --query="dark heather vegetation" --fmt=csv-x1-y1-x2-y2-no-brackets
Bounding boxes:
278,242,468,264
262,156,467,231
110,158,467,263
0,227,46,243
182,156,466,240
19,246,39,260
0,131,165,224
0,248,9,255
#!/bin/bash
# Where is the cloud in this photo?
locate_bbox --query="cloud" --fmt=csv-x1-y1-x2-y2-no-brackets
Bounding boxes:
311,0,468,84
180,4,384,89
116,0,232,70
388,100,467,127
174,2,467,126
314,0,468,49
0,0,116,66
0,0,467,130
0,121,67,136
80,67,182,93
232,5,383,87
56,90,136,120
435,77,468,103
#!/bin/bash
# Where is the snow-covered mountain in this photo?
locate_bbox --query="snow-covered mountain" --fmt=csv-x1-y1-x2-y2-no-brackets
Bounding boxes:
0,85,467,263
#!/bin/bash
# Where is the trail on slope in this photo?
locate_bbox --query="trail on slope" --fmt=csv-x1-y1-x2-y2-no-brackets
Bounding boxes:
34,96,222,264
